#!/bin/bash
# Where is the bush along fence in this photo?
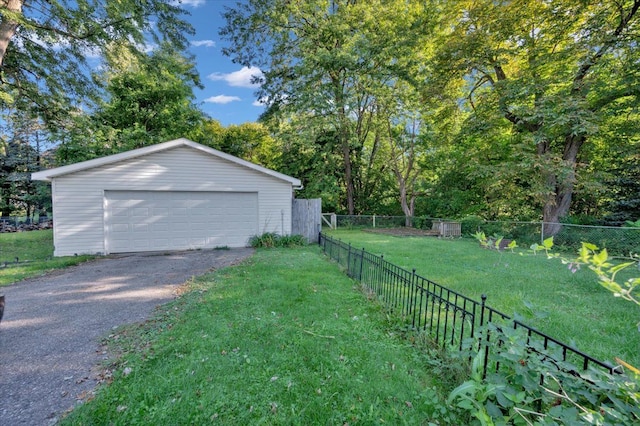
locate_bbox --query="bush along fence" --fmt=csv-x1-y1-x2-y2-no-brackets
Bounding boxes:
319,233,640,422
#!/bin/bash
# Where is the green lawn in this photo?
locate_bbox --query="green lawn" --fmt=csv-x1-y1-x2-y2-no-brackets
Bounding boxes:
325,229,640,367
0,230,93,286
61,247,457,425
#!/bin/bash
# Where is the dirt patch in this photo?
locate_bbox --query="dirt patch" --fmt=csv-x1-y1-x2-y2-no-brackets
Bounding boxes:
363,227,439,237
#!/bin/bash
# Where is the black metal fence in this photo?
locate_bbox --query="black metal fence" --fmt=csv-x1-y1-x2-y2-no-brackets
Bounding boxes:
319,233,618,380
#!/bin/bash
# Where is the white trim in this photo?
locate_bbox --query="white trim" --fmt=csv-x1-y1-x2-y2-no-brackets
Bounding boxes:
32,138,303,188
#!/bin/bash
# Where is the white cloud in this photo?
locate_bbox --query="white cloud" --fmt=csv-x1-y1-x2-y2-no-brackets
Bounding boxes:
252,100,265,107
204,95,242,104
178,0,206,7
208,66,264,88
191,40,215,48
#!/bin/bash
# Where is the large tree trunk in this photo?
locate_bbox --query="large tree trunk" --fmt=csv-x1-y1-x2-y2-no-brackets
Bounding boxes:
541,134,586,236
0,0,22,66
342,139,355,215
398,178,414,227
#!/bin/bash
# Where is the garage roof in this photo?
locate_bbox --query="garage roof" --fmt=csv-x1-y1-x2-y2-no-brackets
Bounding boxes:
32,138,303,189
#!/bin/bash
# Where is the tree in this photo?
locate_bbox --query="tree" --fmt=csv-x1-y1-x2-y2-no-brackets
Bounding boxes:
0,0,192,124
375,85,425,225
434,0,640,234
217,122,278,168
55,44,204,164
0,108,50,217
221,0,429,215
604,145,640,225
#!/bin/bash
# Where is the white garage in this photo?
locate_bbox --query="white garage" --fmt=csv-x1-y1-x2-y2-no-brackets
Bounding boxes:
32,138,302,256
104,191,259,253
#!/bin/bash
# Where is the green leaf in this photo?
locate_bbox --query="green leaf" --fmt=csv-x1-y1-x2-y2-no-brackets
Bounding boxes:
592,248,609,266
448,380,478,404
599,279,623,294
608,262,634,275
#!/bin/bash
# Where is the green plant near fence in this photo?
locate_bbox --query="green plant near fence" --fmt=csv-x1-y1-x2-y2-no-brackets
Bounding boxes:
554,225,640,257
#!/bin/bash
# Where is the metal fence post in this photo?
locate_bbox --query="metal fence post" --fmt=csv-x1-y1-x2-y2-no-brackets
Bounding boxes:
359,248,365,281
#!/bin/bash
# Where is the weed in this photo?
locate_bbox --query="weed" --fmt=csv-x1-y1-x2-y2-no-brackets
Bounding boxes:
249,233,306,248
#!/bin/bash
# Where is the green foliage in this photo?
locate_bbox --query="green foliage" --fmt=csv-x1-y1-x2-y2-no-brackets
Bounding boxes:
3,0,638,228
412,216,434,230
574,243,639,309
432,0,640,225
0,0,193,127
249,233,307,248
553,226,640,258
55,44,204,163
221,0,436,215
624,220,640,229
449,324,640,425
447,350,498,426
530,237,555,256
0,108,54,217
474,231,518,252
461,215,485,236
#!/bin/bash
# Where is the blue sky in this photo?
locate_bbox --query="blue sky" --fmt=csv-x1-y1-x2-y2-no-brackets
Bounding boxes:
181,0,265,126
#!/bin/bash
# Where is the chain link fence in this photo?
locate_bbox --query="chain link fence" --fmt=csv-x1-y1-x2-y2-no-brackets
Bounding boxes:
325,214,640,256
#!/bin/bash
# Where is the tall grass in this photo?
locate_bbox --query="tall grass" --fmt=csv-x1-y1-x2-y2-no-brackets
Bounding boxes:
325,230,640,367
61,247,457,425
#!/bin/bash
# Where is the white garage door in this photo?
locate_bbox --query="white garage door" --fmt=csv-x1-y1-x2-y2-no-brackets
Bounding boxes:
104,191,258,253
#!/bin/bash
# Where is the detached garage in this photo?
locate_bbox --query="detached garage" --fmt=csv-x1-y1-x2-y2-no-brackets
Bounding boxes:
32,138,302,256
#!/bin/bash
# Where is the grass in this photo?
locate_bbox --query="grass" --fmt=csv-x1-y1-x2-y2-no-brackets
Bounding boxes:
0,230,93,287
325,229,640,367
61,247,456,425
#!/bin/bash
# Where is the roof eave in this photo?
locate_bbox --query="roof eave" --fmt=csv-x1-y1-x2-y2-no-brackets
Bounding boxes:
31,138,302,187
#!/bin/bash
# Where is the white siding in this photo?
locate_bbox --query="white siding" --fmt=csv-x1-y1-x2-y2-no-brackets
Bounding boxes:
51,146,293,256
104,191,258,252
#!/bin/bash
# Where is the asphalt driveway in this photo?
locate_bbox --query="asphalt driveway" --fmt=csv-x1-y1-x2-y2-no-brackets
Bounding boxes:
0,248,254,425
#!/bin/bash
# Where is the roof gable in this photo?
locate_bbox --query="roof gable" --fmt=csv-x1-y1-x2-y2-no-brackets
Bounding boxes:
32,138,302,188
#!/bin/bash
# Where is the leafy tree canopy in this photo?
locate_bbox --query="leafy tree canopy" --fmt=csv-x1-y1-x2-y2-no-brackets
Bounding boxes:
54,44,204,164
0,0,193,125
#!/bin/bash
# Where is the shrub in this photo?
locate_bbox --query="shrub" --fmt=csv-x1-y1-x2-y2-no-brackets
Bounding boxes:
249,233,307,248
460,215,484,236
413,216,434,230
448,324,640,425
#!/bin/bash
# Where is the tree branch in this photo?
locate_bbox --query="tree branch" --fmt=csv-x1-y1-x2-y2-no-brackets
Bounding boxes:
28,15,138,42
572,0,640,93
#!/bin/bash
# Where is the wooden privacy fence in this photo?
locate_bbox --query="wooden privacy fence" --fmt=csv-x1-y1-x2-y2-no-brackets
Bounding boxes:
292,199,322,243
319,233,618,381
